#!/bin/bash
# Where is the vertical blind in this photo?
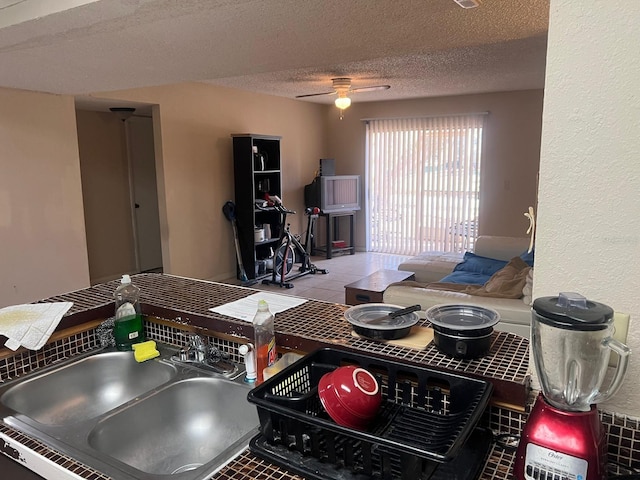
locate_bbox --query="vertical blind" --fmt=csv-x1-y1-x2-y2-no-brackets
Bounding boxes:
365,114,485,255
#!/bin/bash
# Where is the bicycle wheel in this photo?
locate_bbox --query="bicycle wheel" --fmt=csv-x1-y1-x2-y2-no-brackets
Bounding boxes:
274,242,295,280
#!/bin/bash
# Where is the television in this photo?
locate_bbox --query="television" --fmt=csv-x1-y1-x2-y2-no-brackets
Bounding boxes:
304,175,361,213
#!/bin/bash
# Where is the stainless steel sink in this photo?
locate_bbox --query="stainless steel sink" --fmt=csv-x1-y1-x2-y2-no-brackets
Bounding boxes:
1,351,177,425
88,377,259,476
0,346,258,480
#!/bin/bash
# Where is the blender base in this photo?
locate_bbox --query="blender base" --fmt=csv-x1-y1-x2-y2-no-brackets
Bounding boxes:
514,394,607,480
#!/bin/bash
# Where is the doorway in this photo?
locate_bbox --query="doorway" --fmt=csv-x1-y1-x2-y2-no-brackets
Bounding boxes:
126,116,163,273
76,107,163,284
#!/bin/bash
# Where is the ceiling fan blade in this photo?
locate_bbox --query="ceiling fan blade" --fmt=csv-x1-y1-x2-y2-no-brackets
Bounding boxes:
295,91,337,98
349,85,391,94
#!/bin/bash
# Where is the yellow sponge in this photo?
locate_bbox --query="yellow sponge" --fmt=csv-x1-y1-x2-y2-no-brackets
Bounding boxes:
132,340,160,362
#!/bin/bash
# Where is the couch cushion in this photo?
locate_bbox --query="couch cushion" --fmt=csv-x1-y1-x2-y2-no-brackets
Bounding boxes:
474,236,530,261
398,251,463,283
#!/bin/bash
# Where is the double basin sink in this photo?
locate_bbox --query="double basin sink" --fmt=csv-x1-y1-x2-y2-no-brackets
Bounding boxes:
0,346,259,480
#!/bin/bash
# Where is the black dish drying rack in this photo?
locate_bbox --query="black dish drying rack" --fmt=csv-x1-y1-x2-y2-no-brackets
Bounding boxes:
247,347,493,480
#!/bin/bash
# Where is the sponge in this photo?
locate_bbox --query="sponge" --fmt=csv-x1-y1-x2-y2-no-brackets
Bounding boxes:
132,340,160,363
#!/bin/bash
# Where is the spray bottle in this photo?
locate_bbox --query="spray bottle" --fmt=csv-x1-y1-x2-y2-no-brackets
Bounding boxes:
253,299,276,384
238,344,257,384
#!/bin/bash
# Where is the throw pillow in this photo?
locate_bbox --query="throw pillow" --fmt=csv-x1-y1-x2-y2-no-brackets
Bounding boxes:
453,252,508,276
439,270,492,285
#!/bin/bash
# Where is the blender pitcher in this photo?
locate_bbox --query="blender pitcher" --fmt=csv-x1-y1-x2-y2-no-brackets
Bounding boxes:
531,292,630,411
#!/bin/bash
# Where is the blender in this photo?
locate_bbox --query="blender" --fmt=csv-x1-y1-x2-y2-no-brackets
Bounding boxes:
514,292,631,480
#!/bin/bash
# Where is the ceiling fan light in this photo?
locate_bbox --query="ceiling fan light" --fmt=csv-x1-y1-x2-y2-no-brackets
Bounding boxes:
335,96,351,110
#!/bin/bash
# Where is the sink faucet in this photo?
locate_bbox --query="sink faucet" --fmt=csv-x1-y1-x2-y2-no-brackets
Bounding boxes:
185,333,208,363
174,333,237,376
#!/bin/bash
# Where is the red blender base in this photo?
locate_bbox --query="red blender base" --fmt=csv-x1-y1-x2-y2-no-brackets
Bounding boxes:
514,394,607,480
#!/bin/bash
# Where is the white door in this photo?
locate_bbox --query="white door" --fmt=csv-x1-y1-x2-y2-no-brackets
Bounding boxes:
126,116,163,272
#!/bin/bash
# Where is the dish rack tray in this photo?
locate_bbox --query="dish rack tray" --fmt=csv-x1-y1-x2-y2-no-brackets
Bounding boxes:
248,347,493,480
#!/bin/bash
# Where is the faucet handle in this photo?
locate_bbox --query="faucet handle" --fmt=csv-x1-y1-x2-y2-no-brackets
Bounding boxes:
182,333,207,362
208,345,229,362
188,333,205,347
180,332,203,347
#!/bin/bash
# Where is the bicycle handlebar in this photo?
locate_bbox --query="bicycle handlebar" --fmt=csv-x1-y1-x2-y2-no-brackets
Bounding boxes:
255,199,320,216
255,201,295,215
273,204,296,215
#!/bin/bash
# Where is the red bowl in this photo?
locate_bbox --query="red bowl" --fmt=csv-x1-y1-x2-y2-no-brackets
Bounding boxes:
318,365,382,429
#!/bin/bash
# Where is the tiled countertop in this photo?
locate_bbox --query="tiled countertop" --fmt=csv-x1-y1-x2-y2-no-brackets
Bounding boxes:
37,273,530,405
7,273,635,480
127,274,531,407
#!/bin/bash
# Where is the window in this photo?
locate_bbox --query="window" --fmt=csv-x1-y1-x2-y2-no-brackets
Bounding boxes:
365,114,485,255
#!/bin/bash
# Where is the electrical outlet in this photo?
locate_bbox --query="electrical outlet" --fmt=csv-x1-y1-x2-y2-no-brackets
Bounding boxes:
609,312,630,367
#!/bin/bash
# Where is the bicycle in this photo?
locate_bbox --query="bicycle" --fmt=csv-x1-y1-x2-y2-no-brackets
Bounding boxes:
259,200,328,288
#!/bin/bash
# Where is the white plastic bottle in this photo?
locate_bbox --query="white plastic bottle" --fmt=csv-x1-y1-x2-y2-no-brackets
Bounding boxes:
238,344,257,384
113,274,144,351
253,299,277,384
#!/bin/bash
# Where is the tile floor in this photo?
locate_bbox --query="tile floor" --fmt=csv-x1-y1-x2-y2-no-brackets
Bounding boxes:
224,251,412,304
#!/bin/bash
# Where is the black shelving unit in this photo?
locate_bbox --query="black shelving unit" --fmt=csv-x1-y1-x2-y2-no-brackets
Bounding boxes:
231,134,282,281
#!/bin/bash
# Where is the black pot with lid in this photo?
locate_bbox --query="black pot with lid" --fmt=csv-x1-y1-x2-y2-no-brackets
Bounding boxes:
344,303,421,340
426,304,500,359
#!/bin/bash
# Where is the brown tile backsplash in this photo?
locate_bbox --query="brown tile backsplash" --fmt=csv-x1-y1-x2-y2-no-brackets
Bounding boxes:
0,328,101,382
602,411,640,473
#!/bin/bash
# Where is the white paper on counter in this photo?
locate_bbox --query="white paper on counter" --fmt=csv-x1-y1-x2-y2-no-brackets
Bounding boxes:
210,292,307,322
0,302,73,351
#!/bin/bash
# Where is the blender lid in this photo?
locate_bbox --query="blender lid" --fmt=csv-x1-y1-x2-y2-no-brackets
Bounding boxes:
532,292,614,330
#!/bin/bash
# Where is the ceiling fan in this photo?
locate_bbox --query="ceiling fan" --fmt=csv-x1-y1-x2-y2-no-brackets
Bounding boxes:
296,78,390,116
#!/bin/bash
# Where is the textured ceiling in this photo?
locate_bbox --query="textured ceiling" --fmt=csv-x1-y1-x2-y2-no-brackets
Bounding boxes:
0,0,549,106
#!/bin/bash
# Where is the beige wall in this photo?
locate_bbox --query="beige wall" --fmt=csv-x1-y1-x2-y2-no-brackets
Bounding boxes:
0,83,542,303
326,90,543,249
0,83,328,303
535,1,640,418
90,83,329,281
0,88,90,307
76,110,137,283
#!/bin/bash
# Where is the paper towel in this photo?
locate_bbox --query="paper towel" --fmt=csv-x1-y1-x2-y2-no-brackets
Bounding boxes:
0,302,73,351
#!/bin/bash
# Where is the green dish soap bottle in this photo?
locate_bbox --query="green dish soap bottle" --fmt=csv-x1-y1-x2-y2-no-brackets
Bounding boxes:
113,274,144,351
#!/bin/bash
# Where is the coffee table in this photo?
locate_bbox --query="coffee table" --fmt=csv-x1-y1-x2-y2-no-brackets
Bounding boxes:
344,269,415,305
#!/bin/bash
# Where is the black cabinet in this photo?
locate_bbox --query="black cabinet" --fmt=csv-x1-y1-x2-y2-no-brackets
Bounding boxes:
231,134,282,280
